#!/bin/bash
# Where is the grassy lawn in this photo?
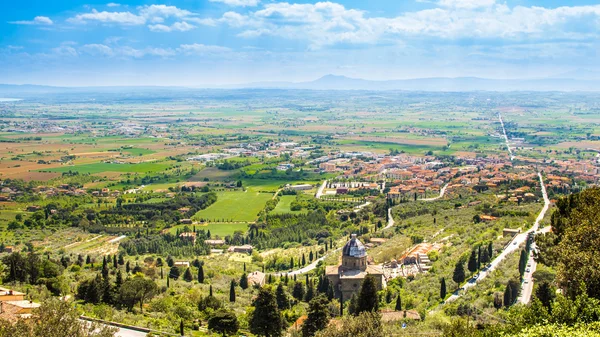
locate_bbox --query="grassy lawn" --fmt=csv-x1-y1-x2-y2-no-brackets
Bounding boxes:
192,191,273,222
40,161,173,174
271,195,304,214
169,222,248,237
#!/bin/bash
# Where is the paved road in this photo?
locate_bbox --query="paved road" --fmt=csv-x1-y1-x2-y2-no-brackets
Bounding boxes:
353,201,371,212
420,183,449,201
498,113,515,161
384,207,395,230
446,173,549,304
518,226,551,304
315,180,327,199
114,327,148,337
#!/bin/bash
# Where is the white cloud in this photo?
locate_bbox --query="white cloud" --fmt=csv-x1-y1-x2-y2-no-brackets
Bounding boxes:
148,21,195,32
209,0,260,7
106,3,120,7
68,9,145,25
81,44,114,56
215,2,600,49
138,5,192,19
10,16,53,25
178,43,232,55
438,0,496,9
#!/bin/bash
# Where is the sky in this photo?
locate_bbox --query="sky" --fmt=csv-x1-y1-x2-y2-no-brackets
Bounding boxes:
1,0,600,86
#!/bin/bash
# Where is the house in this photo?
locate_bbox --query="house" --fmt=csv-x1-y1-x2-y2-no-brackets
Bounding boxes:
503,228,521,237
287,184,313,191
227,245,253,254
0,288,25,302
205,239,225,246
174,261,190,268
26,206,41,212
247,271,266,287
336,187,349,194
179,219,193,225
3,246,14,253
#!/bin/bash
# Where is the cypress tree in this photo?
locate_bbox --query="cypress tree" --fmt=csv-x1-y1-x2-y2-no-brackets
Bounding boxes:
240,273,248,290
452,261,466,288
440,277,447,300
118,254,124,265
302,254,306,266
504,283,513,308
183,268,193,282
519,249,527,279
113,255,118,269
180,320,184,336
488,242,493,261
467,249,478,273
230,280,236,302
356,275,378,314
125,261,130,274
198,265,205,283
210,285,213,297
395,294,402,311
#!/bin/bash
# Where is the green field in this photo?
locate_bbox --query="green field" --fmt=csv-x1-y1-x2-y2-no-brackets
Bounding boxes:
169,222,248,238
271,195,304,214
192,190,273,222
40,161,173,174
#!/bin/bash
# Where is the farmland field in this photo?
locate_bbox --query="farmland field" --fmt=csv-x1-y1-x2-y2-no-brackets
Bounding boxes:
169,222,249,238
271,195,304,214
39,161,174,174
192,190,273,222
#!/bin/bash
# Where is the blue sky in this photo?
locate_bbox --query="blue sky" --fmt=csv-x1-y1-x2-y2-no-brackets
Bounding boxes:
1,0,600,86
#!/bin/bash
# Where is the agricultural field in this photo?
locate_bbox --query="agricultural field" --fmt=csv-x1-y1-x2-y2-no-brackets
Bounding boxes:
192,191,273,222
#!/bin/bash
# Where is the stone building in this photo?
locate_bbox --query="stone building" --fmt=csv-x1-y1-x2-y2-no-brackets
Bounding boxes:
326,234,385,301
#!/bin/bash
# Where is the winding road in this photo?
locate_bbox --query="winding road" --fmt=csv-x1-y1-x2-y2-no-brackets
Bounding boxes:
420,183,449,202
384,207,395,230
446,172,550,304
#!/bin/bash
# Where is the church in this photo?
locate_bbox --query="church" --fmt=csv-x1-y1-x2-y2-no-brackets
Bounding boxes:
325,234,386,301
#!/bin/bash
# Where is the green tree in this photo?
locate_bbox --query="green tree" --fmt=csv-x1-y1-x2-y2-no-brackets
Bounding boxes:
293,281,305,301
229,280,236,303
198,264,205,283
395,294,402,311
519,250,527,279
183,268,193,282
169,266,180,280
0,298,117,337
440,277,447,300
276,282,290,310
249,287,285,337
356,276,378,314
303,296,330,337
315,312,382,337
504,283,513,308
453,261,466,288
118,276,157,312
535,281,555,311
467,249,478,273
208,310,239,337
240,273,248,290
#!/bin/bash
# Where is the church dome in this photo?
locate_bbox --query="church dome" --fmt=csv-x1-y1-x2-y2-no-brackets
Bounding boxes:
342,234,366,258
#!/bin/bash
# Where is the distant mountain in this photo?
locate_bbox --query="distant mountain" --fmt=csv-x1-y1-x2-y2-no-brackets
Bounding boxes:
3,74,600,94
226,74,600,91
549,68,600,81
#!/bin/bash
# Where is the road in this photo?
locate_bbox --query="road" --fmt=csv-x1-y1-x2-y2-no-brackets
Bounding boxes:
498,113,515,161
518,226,551,304
384,207,395,230
446,173,550,304
315,180,327,199
420,183,448,201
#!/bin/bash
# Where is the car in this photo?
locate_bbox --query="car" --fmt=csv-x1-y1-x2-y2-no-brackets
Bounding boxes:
526,268,531,273
524,279,529,284
513,241,517,245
